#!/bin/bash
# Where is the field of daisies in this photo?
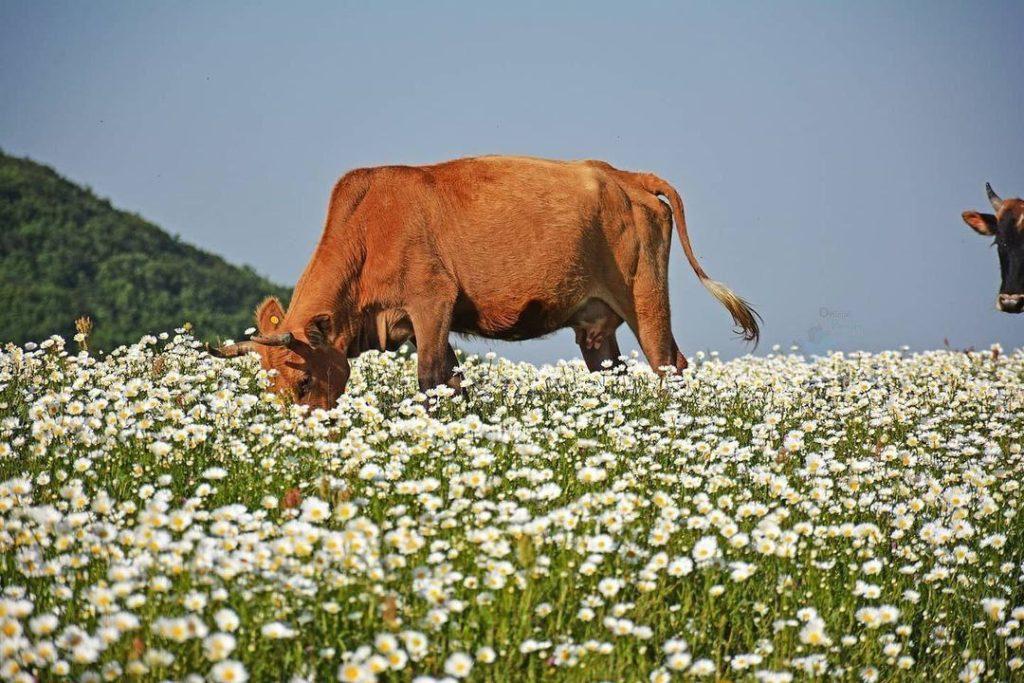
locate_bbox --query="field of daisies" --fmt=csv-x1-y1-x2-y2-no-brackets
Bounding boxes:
1,331,1023,683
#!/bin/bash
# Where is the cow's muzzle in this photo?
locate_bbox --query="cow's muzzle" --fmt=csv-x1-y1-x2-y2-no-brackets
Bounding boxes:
997,293,1024,314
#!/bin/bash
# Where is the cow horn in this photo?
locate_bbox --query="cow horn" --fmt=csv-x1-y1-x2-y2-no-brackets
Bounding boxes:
251,332,294,347
986,182,1003,212
206,341,256,358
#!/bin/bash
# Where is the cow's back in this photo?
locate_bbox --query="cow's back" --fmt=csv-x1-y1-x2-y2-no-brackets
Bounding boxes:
431,158,637,332
349,156,670,339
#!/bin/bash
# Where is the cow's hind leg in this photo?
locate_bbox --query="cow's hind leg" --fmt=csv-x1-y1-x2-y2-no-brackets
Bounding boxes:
571,299,625,372
575,326,625,371
627,280,688,376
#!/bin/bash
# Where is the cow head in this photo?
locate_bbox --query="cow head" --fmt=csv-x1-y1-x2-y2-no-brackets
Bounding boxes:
209,297,350,408
962,183,1024,313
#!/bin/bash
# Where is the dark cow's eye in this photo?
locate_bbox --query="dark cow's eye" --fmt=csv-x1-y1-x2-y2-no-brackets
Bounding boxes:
296,374,313,398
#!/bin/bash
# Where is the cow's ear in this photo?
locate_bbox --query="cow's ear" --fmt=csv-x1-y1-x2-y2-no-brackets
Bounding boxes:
305,314,333,350
962,211,997,236
255,297,287,334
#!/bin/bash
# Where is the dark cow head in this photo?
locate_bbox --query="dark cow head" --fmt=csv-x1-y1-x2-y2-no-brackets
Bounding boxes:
208,297,350,409
962,183,1024,314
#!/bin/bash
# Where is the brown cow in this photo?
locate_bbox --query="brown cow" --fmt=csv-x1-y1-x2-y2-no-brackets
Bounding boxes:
211,156,759,408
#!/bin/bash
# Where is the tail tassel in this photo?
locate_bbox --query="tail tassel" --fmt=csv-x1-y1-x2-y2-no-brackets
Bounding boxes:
702,279,761,345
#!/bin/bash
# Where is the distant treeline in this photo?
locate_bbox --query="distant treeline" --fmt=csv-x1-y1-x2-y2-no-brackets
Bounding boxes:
0,150,291,350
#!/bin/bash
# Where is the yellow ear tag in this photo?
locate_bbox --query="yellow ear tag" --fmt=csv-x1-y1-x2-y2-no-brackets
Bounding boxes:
270,315,280,326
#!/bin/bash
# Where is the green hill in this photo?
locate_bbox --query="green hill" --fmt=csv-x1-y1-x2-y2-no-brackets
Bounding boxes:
0,150,291,350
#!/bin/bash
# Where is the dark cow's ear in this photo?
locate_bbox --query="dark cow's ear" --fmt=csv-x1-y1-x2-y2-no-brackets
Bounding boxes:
255,296,287,334
305,314,333,349
962,211,997,236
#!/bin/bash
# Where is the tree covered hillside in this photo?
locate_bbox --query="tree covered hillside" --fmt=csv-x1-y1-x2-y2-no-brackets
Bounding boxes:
0,150,291,350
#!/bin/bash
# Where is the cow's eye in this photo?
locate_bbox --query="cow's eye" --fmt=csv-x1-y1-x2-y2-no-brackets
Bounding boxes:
296,374,313,397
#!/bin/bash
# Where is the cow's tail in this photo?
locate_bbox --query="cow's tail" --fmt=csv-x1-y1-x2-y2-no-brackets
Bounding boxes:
638,174,760,345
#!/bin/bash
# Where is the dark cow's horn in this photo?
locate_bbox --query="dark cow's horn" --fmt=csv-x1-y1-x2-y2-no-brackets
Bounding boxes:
986,182,1003,213
251,332,294,347
206,341,256,358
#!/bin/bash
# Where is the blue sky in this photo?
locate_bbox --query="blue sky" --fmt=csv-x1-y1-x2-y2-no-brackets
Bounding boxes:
2,1,1022,362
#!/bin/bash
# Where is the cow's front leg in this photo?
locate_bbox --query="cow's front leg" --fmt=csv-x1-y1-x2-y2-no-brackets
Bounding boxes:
405,337,464,395
444,342,463,394
407,296,461,394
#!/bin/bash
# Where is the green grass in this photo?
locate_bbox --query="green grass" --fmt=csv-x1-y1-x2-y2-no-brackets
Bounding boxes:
0,332,1022,682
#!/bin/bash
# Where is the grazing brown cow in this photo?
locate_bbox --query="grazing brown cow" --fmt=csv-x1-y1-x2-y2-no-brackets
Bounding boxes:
962,183,1024,313
211,156,759,408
